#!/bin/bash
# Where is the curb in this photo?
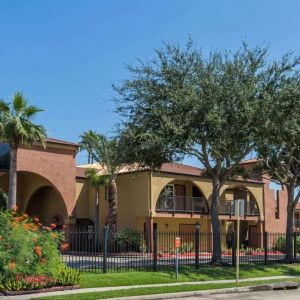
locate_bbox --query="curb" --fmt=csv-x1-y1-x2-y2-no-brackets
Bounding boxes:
0,276,297,299
108,282,300,300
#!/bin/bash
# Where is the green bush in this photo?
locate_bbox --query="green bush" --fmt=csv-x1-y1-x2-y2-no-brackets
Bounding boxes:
0,210,67,279
273,236,300,253
115,229,141,251
56,266,81,286
179,242,194,254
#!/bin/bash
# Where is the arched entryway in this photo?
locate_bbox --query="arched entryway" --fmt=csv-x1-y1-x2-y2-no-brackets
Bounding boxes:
155,180,209,214
26,186,68,226
220,185,261,249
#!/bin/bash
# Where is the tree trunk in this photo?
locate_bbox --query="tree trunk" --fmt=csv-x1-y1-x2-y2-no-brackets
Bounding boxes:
8,147,17,210
108,178,118,236
210,177,222,263
94,188,100,248
285,187,294,263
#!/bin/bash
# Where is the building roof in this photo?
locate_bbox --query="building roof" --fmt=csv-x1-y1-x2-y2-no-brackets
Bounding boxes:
45,137,78,147
76,162,262,184
159,162,202,176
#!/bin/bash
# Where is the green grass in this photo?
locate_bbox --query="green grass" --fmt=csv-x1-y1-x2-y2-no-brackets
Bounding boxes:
80,264,300,288
35,278,300,300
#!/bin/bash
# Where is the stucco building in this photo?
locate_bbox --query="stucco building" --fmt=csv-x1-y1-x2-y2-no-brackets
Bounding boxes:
0,138,299,248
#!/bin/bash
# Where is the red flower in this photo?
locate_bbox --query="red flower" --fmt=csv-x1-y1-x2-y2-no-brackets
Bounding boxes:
50,223,56,229
60,243,69,251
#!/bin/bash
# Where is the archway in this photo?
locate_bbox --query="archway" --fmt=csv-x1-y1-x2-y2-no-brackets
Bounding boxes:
155,180,209,214
219,185,260,216
26,186,68,226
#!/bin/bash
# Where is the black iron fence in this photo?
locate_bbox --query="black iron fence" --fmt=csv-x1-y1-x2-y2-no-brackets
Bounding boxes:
61,228,300,272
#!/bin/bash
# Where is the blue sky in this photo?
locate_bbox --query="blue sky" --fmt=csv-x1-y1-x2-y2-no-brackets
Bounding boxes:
0,0,299,165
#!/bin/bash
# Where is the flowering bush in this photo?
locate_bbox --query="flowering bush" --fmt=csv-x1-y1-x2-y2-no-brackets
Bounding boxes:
0,209,76,291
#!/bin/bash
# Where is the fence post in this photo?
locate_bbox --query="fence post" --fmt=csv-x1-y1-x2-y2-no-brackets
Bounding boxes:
103,225,109,273
294,232,297,263
264,232,268,265
195,227,200,269
231,230,236,267
153,227,158,271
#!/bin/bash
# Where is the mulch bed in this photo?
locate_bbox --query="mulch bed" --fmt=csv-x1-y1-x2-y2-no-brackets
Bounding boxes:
1,285,80,296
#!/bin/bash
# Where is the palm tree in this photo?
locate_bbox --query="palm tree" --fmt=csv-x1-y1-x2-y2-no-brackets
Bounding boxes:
85,168,108,243
80,132,125,235
79,130,98,164
0,92,46,209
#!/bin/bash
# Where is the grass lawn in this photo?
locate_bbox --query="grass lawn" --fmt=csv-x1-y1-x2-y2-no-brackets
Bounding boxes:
35,278,300,300
80,264,300,288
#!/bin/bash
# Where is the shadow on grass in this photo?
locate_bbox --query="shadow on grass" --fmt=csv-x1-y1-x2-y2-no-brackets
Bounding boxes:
80,263,300,288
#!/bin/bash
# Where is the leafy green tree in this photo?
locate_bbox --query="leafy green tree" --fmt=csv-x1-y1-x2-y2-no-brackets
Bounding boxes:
256,78,300,262
80,132,125,235
0,93,46,210
116,40,299,263
85,168,108,243
79,130,98,164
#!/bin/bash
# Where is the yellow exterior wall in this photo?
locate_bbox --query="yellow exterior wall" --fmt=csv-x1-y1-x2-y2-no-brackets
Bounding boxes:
73,170,264,234
74,171,150,231
151,172,264,219
115,171,149,230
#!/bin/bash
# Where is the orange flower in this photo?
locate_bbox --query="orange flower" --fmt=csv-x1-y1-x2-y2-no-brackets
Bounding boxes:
23,223,30,231
51,233,57,239
50,223,56,229
12,222,18,228
34,246,42,257
8,262,16,270
60,243,69,251
32,237,37,243
23,213,28,218
30,223,39,231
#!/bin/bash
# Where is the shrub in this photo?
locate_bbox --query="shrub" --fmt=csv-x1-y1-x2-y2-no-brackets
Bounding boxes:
179,242,194,254
56,266,81,286
115,229,141,252
273,236,300,253
0,210,65,279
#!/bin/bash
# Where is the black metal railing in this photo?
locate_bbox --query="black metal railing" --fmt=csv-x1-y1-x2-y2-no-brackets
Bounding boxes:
156,195,209,214
219,199,259,216
61,228,300,272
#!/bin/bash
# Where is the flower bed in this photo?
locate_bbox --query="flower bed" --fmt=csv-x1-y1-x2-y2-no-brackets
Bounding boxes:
0,210,81,293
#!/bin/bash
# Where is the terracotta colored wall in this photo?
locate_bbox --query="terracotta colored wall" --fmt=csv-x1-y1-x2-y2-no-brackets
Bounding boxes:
16,144,77,216
263,178,288,234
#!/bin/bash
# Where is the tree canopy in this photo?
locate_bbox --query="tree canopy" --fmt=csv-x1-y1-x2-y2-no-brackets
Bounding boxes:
115,40,300,262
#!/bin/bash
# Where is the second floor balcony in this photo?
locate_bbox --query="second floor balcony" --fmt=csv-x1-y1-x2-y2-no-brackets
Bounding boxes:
218,199,260,216
156,195,209,214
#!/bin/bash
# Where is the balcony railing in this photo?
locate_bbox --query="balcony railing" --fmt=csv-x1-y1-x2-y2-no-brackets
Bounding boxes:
218,199,259,216
156,195,209,214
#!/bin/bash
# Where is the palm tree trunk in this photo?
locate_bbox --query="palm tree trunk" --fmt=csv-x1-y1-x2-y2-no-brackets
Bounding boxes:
8,147,17,210
108,178,118,236
210,177,222,264
95,188,100,249
285,187,294,262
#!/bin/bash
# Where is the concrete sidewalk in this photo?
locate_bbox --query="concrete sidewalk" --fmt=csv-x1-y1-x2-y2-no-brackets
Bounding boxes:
0,276,296,300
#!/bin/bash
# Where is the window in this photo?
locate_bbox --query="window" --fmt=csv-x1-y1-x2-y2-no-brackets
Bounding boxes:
275,190,280,219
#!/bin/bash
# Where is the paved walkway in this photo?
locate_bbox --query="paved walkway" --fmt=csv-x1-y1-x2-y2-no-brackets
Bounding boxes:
0,276,296,300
